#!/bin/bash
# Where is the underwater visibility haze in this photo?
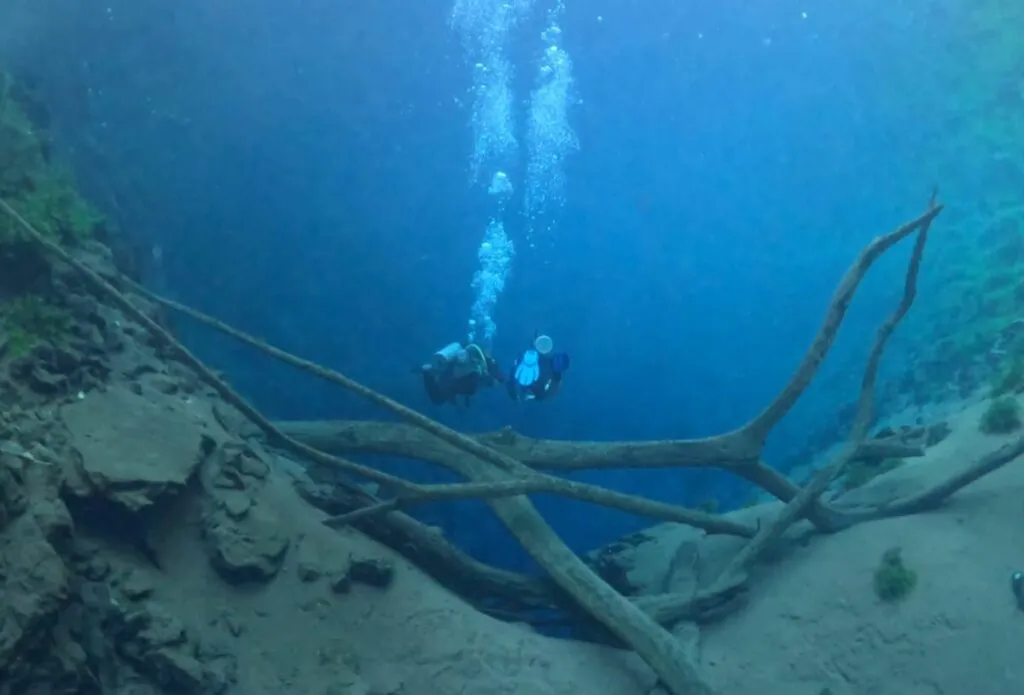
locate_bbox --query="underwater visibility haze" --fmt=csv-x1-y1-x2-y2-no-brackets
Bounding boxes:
1,0,1024,692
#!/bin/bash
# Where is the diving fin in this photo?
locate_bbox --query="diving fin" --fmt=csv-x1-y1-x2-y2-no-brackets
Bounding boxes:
515,350,541,387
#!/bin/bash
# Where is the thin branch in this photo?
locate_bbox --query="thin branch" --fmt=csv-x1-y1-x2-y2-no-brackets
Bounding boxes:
708,197,937,596
324,475,757,538
833,434,1024,525
732,203,944,447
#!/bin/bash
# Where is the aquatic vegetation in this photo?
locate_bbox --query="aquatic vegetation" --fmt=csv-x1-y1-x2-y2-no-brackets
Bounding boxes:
0,70,100,359
842,457,905,492
873,547,917,602
875,4,1024,414
0,70,104,246
979,396,1022,435
0,294,72,358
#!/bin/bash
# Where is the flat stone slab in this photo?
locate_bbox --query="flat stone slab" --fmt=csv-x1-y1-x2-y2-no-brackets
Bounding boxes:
62,386,219,511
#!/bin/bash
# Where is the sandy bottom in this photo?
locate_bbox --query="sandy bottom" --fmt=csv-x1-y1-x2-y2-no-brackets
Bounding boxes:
625,394,1024,695
133,458,655,695
72,390,1024,695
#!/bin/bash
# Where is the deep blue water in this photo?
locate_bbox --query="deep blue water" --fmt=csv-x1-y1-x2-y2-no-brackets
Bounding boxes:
0,0,976,570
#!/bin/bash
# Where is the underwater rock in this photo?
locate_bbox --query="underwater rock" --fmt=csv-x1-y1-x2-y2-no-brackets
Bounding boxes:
0,454,28,530
69,538,113,581
0,442,231,695
296,559,323,583
295,539,325,582
925,421,952,447
330,567,353,594
349,556,395,589
61,386,218,512
60,559,237,695
3,444,73,549
0,511,70,672
326,552,397,594
108,599,237,694
218,489,253,520
10,339,110,395
219,442,270,480
206,442,271,491
202,506,290,585
584,531,654,597
118,568,157,601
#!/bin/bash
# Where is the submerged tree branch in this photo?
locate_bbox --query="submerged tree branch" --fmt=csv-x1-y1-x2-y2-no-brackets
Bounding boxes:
1,198,717,695
714,211,934,589
8,193,990,694
322,474,757,538
273,419,926,471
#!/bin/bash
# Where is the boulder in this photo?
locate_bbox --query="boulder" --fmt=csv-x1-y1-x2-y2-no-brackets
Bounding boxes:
203,506,290,585
61,386,220,511
0,512,69,671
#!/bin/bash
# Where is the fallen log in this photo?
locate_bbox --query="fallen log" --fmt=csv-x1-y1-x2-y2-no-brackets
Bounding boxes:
272,419,926,472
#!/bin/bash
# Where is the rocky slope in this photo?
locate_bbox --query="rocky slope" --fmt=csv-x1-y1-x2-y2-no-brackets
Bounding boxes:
0,244,656,695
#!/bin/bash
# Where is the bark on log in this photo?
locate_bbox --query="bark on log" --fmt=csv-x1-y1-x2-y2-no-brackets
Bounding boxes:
273,419,924,473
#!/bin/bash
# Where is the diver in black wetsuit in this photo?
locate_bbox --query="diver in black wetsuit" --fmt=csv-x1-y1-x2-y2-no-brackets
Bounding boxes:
418,341,505,407
506,333,570,402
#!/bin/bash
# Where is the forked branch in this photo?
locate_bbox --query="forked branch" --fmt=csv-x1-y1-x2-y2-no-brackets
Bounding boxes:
10,193,995,694
115,202,943,539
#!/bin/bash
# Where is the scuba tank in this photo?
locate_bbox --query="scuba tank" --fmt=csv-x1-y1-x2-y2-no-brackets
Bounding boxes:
431,342,465,369
430,342,485,379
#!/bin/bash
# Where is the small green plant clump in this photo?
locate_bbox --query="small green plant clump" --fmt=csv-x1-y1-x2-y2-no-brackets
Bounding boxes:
979,396,1022,435
842,457,905,492
873,547,917,602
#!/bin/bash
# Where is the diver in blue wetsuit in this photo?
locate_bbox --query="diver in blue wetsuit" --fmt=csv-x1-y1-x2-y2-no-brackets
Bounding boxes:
507,333,570,402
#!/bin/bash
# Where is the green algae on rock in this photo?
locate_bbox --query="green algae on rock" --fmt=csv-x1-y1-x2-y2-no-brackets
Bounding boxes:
0,69,105,247
0,70,106,362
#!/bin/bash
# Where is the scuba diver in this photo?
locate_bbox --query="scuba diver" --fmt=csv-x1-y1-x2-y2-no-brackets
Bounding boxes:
418,341,504,407
506,333,570,402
